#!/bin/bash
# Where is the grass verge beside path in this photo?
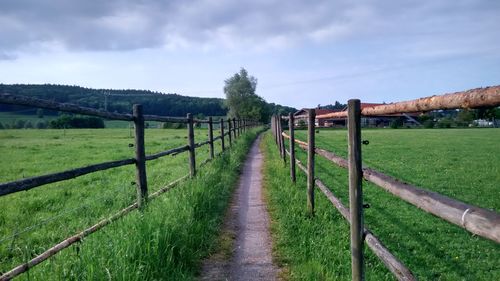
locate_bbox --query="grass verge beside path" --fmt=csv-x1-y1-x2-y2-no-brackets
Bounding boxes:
262,132,393,281
4,127,263,280
264,129,500,280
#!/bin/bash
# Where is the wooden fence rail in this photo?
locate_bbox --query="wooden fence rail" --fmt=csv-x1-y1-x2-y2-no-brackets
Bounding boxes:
0,93,262,280
271,85,500,281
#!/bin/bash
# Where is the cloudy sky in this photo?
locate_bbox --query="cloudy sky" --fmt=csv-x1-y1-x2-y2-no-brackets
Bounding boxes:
1,0,499,108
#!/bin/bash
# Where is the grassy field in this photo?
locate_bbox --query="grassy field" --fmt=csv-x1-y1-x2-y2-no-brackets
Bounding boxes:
263,128,500,280
0,127,258,279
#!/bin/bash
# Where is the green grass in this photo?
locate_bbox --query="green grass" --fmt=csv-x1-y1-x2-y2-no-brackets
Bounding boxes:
263,129,500,280
0,127,259,279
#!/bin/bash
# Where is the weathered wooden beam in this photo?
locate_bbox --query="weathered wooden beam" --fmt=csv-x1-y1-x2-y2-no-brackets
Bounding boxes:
294,137,500,244
363,168,500,243
227,118,233,146
208,117,215,159
220,119,225,151
145,145,190,161
143,115,187,123
0,176,186,281
194,139,212,148
316,85,500,119
348,99,364,281
0,93,133,121
314,179,416,281
289,113,296,183
133,104,148,208
187,113,196,177
307,109,315,216
0,158,135,197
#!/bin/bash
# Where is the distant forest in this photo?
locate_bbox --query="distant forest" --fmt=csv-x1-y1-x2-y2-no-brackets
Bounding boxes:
0,84,297,118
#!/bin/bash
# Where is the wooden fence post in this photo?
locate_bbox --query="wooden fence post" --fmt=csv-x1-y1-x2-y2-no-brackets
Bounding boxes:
220,119,225,151
228,118,232,146
279,115,286,163
208,117,214,159
289,113,296,183
307,109,315,216
133,104,148,208
348,99,364,281
187,113,196,177
277,116,283,156
233,118,237,139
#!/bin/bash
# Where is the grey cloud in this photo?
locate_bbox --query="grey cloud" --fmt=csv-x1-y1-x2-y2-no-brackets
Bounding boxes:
0,0,499,58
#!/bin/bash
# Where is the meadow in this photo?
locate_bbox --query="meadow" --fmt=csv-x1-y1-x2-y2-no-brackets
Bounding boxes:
0,127,257,279
263,128,500,280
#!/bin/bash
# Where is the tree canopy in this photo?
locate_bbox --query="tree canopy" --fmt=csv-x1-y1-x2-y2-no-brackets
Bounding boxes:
224,68,269,121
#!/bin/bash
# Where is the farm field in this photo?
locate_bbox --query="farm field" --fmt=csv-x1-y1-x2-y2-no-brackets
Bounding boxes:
0,127,247,278
264,128,500,280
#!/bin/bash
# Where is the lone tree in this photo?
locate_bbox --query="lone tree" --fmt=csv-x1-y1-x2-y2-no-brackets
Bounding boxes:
224,68,268,121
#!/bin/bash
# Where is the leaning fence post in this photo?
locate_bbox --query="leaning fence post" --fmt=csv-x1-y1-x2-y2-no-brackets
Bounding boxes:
348,99,364,281
208,117,214,159
289,113,296,183
307,109,315,216
220,119,225,151
133,104,148,208
228,118,232,146
187,113,196,177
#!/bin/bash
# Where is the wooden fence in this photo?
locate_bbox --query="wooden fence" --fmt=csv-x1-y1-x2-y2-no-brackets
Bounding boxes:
271,85,500,281
0,93,261,280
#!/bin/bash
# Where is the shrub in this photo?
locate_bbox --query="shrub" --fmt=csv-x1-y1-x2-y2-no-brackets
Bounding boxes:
0,122,4,129
423,120,434,128
24,121,34,129
14,120,26,129
390,118,403,129
35,121,47,129
49,115,105,129
437,117,453,128
297,119,307,130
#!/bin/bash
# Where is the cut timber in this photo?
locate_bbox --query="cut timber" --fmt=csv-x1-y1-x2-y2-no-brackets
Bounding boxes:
316,85,500,119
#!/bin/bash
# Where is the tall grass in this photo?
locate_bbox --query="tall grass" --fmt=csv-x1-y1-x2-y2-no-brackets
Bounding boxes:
2,127,262,280
262,129,500,281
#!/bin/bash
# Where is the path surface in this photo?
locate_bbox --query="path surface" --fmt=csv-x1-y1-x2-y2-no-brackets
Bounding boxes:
200,135,278,281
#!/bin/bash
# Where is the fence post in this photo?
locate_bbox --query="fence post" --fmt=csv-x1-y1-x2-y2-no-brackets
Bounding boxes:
228,118,232,146
289,113,296,183
220,119,225,151
279,115,286,163
348,99,364,281
208,117,214,159
133,104,148,209
307,109,315,216
187,113,196,177
233,118,237,139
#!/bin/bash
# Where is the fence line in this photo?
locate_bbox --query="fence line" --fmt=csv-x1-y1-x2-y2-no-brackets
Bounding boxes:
0,93,262,280
272,85,500,281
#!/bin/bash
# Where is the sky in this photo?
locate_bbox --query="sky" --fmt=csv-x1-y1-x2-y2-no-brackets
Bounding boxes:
0,0,499,109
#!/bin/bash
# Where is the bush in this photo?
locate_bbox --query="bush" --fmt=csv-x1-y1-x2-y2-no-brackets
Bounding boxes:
0,122,4,129
49,115,105,129
24,121,34,129
436,117,453,128
35,121,47,129
14,120,26,129
390,118,403,129
297,119,307,130
423,120,434,128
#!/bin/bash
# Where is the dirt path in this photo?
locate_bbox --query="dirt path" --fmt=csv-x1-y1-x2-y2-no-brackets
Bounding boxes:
199,135,278,281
